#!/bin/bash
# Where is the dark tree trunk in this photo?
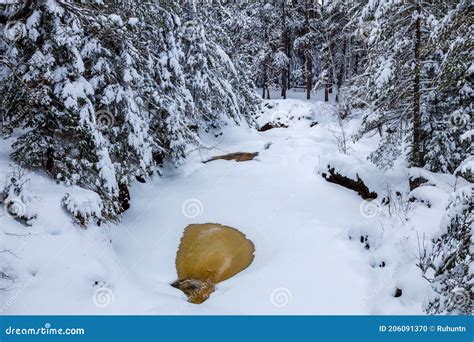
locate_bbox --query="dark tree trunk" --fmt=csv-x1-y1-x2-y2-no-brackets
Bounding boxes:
328,79,333,93
412,4,422,167
282,73,287,99
306,56,312,100
305,0,313,100
45,146,54,174
118,182,130,213
281,2,288,99
335,38,347,103
320,0,330,102
354,52,359,75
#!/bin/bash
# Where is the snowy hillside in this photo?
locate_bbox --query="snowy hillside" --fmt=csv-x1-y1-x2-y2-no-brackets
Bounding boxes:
1,91,466,315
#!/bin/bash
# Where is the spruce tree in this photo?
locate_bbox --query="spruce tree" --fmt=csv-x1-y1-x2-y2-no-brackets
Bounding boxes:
424,185,473,315
357,0,434,169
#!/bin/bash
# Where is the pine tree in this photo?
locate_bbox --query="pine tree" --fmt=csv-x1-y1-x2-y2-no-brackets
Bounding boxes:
424,185,473,315
357,0,436,169
252,3,285,99
179,2,240,127
317,0,365,105
135,0,196,162
432,0,473,172
197,0,261,119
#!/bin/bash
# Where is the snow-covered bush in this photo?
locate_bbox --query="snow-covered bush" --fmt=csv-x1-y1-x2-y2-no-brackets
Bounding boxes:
455,156,474,183
62,189,103,228
423,185,473,315
0,167,37,226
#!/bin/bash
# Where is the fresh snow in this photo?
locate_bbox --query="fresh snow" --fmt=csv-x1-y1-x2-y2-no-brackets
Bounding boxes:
0,91,463,315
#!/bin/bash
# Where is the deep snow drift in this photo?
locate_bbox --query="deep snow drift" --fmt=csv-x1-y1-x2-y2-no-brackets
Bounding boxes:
0,92,464,315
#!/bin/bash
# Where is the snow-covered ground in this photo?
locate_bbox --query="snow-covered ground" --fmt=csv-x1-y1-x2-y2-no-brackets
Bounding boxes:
0,91,464,315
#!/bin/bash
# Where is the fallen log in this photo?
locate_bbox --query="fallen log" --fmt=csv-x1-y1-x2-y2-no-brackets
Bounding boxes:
409,175,428,191
321,165,378,200
258,122,288,132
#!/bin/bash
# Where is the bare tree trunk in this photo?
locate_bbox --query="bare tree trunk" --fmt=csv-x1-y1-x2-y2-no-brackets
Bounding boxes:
328,72,333,94
335,38,347,103
46,146,54,174
287,45,291,90
320,0,331,102
306,56,312,100
281,2,288,99
354,52,359,75
305,0,313,100
261,8,270,101
281,72,287,99
262,56,268,99
412,3,422,167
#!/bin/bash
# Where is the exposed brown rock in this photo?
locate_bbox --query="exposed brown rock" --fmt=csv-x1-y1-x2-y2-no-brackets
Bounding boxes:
173,223,255,304
203,152,258,163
